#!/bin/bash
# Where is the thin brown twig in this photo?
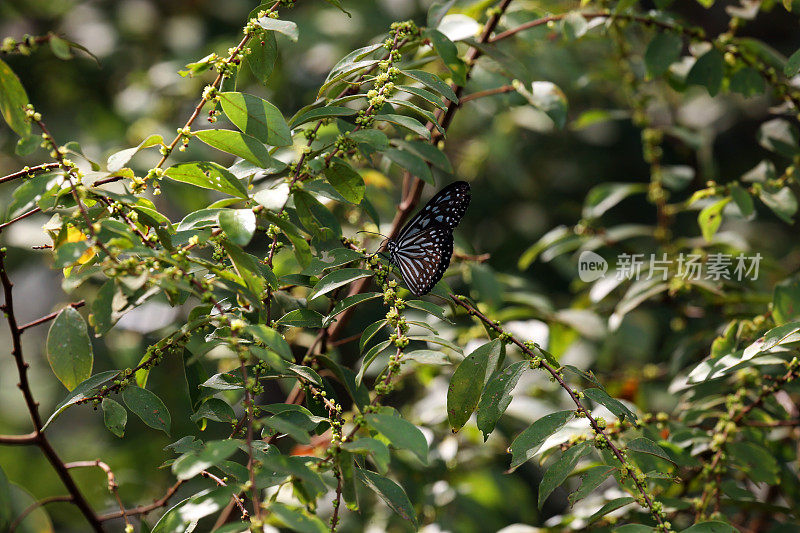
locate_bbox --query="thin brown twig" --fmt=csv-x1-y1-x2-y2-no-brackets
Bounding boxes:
0,432,38,445
98,480,184,521
0,207,42,232
201,471,248,519
65,460,130,530
9,495,73,532
459,84,515,105
18,300,85,332
0,163,60,185
329,469,343,532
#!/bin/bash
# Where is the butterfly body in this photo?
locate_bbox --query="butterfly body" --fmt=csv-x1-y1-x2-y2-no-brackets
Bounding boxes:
387,181,471,296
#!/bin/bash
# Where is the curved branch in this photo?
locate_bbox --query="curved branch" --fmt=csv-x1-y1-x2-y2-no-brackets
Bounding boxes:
0,163,60,185
9,495,73,532
99,480,184,521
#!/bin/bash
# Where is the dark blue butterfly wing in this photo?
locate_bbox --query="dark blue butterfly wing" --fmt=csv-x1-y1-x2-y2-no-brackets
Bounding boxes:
389,181,470,296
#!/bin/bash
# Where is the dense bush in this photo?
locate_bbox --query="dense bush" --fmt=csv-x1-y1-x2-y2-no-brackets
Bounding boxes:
1,0,800,532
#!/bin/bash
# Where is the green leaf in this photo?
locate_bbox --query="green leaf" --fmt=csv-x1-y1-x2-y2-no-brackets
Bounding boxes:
508,410,574,472
308,268,373,300
403,69,458,103
360,319,387,353
172,439,240,480
425,29,467,86
698,197,731,242
255,16,299,41
387,99,442,133
190,398,235,424
123,385,171,435
569,465,616,505
365,412,428,464
194,129,280,168
42,370,119,430
260,454,327,496
408,335,462,353
53,241,91,268
393,140,452,172
91,280,116,336
0,467,11,532
729,67,765,97
101,398,127,437
46,307,94,391
254,183,290,212
538,441,592,508
357,469,418,526
324,292,382,326
644,32,683,78
587,496,636,524
262,416,311,444
0,58,31,138
447,339,502,431
759,186,797,224
727,441,779,484
583,387,637,422
152,487,234,533
294,190,342,239
396,85,447,110
49,36,72,59
107,134,163,172
686,49,724,96
515,81,569,129
729,183,754,219
246,325,292,360
757,119,800,158
428,0,456,27
405,299,451,322
374,114,430,140
247,29,277,83
627,437,675,464
291,106,357,127
324,159,365,203
218,209,256,246
276,308,324,328
476,361,527,440
222,240,270,300
342,438,391,473
269,503,328,533
350,129,389,150
681,522,738,533
583,182,648,219
404,350,452,365
164,161,249,198
383,148,433,184
773,275,800,325
785,48,800,77
614,524,655,533
218,91,292,146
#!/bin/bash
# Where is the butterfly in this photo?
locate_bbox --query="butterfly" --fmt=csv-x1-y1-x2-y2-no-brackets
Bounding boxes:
387,181,471,296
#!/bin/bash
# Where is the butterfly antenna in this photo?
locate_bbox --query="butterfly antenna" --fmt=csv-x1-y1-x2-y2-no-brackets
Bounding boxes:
357,230,391,259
